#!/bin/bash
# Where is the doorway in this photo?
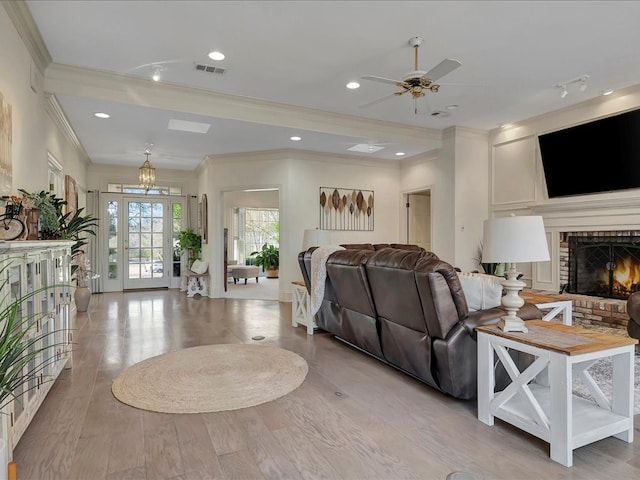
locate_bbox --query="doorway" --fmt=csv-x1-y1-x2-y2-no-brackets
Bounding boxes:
101,194,186,292
406,190,432,251
223,189,280,300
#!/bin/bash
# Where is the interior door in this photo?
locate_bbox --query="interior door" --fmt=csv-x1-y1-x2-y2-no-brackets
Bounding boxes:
123,197,171,289
407,192,431,251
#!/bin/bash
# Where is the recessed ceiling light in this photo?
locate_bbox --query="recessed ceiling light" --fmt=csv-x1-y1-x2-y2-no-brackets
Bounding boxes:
94,112,110,119
500,123,513,129
290,136,301,141
346,81,360,89
446,104,459,110
395,152,405,156
602,89,614,96
208,51,225,61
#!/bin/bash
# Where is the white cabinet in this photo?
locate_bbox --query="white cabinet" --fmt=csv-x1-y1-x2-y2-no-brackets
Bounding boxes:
0,241,74,460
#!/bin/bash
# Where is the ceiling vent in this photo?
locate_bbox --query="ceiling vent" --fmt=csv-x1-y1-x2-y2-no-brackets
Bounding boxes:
430,110,451,118
194,63,226,75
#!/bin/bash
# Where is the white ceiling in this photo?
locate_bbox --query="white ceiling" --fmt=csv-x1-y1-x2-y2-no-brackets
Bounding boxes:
23,0,640,171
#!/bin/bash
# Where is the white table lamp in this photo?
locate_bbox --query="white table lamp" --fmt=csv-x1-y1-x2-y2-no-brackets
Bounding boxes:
481,215,550,332
302,228,330,250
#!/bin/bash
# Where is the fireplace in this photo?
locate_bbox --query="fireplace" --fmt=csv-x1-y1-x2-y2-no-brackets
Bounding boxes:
567,235,640,299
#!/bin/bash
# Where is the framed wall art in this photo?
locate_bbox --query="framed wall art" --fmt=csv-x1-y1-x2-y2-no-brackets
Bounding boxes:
64,175,78,216
201,194,208,244
319,187,374,231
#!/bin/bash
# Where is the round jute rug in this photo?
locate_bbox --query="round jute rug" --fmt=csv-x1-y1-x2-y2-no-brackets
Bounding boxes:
111,344,308,414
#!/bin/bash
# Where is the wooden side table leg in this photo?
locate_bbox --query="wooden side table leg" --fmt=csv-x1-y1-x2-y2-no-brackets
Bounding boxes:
477,332,494,425
549,352,572,467
291,290,299,328
612,350,634,442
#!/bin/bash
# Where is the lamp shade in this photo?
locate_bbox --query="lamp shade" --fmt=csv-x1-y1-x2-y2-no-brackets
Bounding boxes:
481,215,549,263
302,229,330,250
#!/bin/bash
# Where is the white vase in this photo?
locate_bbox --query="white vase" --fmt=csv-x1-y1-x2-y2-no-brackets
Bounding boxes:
74,286,92,312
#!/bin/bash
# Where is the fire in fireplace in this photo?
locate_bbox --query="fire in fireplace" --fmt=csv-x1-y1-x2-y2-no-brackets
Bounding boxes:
568,235,640,299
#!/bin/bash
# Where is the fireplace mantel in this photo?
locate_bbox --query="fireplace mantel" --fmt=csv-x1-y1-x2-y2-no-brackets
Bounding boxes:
531,194,640,232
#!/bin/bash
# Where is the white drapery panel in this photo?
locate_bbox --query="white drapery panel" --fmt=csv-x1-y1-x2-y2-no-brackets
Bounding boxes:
187,194,198,230
86,190,102,293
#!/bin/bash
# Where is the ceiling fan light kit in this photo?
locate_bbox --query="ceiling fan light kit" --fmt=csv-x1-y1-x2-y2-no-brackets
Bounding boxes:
359,36,462,114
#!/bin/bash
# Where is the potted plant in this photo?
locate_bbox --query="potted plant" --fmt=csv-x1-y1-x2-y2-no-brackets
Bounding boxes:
176,228,202,268
475,243,505,277
250,243,279,278
18,190,99,274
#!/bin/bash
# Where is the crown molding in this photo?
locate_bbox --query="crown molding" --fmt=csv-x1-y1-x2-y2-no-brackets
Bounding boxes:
204,148,401,170
44,63,442,150
45,95,90,164
2,0,51,74
490,82,640,144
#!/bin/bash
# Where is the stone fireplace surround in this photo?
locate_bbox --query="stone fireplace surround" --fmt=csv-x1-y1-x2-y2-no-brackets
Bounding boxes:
528,195,640,333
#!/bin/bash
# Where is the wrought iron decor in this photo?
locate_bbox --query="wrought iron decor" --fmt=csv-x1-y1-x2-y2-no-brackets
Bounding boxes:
319,187,374,231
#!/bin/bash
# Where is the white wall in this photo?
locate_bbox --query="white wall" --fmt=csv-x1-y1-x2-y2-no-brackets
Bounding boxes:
488,83,640,292
452,127,491,272
0,6,87,200
202,150,401,301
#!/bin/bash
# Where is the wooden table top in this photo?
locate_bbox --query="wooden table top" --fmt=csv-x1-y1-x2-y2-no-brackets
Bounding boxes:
476,320,638,355
520,290,566,304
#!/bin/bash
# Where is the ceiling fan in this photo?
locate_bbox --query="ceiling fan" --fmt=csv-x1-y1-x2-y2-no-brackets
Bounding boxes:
360,36,462,113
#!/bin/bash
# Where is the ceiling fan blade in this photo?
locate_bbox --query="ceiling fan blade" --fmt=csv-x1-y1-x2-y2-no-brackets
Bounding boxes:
423,58,462,82
361,75,406,87
358,92,401,109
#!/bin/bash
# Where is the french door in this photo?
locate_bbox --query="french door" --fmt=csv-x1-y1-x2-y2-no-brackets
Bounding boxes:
123,197,171,289
102,194,183,292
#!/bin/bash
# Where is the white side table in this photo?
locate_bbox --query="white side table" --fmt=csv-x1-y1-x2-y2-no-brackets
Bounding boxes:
477,320,637,467
184,271,209,298
292,281,316,334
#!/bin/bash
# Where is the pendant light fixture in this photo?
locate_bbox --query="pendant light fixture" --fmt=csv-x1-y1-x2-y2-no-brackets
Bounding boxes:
139,148,156,192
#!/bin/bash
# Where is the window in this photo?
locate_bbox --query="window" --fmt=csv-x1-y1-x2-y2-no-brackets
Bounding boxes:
107,184,181,195
244,208,279,256
47,153,63,196
172,202,182,277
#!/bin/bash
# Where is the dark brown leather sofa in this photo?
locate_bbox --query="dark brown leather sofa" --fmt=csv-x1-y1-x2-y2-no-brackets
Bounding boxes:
625,291,640,341
298,244,542,399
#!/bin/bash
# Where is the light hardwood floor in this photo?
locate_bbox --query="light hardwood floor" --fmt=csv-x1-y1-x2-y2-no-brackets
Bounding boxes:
13,289,640,480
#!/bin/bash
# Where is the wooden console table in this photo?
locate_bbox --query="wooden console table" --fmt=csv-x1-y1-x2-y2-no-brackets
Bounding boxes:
0,241,74,460
477,320,637,467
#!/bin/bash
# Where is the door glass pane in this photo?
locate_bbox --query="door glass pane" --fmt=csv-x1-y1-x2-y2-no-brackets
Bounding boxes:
172,203,182,277
128,201,165,279
108,201,118,279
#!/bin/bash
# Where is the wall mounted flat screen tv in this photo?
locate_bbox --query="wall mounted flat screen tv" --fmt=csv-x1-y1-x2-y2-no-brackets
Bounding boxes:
538,108,640,198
